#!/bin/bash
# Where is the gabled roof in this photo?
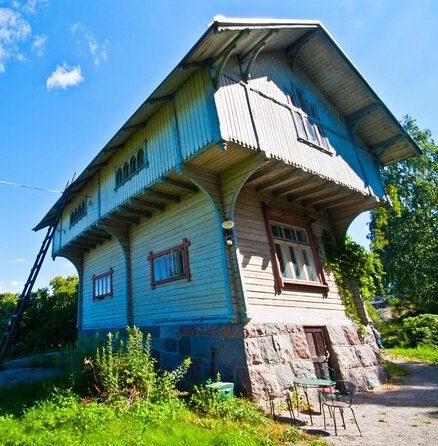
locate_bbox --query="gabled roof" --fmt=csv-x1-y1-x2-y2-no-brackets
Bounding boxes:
35,16,421,231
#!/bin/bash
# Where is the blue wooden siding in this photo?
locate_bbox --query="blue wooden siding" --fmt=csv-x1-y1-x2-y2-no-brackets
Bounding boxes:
53,69,218,254
215,52,386,198
82,238,127,328
130,192,229,324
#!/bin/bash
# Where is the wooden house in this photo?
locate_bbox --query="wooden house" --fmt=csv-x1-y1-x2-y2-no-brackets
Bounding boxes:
35,18,420,398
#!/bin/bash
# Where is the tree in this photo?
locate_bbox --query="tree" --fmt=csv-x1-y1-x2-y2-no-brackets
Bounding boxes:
370,116,438,314
0,292,18,332
8,275,78,357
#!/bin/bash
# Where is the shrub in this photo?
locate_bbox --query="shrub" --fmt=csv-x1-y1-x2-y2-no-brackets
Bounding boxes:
85,326,190,404
402,314,438,347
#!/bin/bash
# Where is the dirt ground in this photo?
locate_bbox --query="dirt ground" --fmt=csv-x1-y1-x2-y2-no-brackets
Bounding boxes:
296,356,438,446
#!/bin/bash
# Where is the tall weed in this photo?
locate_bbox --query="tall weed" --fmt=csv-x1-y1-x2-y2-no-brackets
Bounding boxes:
85,326,190,404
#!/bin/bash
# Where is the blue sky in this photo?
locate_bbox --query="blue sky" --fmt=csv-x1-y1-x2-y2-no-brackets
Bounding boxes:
0,0,436,293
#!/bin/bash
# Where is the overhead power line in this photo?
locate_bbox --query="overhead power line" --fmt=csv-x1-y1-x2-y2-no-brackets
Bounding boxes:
0,179,62,194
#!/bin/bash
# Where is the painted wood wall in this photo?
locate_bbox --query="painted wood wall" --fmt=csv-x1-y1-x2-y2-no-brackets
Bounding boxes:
214,52,386,199
82,237,127,328
130,192,230,325
234,184,348,325
53,69,219,255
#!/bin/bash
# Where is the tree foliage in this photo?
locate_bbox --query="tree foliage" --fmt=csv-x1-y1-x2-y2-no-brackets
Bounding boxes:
0,275,78,357
370,116,438,314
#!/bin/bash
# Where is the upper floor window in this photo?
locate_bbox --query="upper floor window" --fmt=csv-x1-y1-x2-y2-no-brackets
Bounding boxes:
92,268,114,300
70,198,87,227
147,238,191,289
288,86,333,155
115,141,148,189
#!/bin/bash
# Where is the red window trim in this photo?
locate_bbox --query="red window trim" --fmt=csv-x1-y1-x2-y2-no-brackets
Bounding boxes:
262,203,328,295
147,238,191,289
92,267,114,300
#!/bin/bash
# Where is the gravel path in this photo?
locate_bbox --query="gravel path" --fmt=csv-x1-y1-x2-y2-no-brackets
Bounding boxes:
0,354,64,388
300,356,438,446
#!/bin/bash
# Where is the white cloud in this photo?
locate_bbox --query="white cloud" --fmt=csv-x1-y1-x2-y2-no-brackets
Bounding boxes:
12,0,48,15
10,280,24,288
10,257,27,263
31,33,46,55
46,62,84,91
70,22,108,66
0,6,32,72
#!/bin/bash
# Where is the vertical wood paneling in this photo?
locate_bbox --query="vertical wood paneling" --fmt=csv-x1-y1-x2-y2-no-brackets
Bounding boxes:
175,70,215,159
82,238,127,328
130,192,229,323
100,104,178,216
55,175,99,250
216,53,385,197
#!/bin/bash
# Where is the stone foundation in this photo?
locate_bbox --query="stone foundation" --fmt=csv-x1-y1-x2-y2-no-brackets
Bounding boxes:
79,322,386,400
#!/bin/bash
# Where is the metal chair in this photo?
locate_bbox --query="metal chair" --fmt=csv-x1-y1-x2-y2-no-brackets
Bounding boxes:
267,390,295,420
322,380,362,437
317,366,337,412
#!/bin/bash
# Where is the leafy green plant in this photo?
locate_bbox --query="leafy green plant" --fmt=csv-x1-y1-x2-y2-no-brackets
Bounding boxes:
85,326,191,404
323,233,382,326
189,380,267,424
402,314,438,347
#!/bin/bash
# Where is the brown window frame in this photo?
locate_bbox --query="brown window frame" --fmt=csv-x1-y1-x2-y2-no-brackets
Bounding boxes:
92,268,114,300
262,204,328,294
148,238,191,289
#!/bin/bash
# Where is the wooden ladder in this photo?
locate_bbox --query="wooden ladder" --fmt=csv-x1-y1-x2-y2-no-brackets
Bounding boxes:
0,189,69,369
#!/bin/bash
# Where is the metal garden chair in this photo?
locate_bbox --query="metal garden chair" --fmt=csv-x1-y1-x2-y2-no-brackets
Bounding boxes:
317,366,337,412
322,380,362,437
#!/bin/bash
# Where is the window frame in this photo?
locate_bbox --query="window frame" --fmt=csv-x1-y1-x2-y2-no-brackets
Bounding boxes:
114,141,149,190
92,268,114,300
262,204,328,294
288,86,333,156
69,198,87,228
147,238,191,289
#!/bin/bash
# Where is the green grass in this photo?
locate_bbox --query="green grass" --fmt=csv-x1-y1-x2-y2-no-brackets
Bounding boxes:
0,378,322,446
383,360,410,378
386,346,438,364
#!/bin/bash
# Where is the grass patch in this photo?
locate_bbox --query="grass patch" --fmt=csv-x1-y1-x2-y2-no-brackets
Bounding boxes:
0,328,327,446
386,346,438,364
383,360,410,378
0,387,321,446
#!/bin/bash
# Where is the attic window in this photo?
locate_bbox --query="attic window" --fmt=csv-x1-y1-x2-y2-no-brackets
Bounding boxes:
69,199,87,227
288,86,333,155
115,141,149,189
